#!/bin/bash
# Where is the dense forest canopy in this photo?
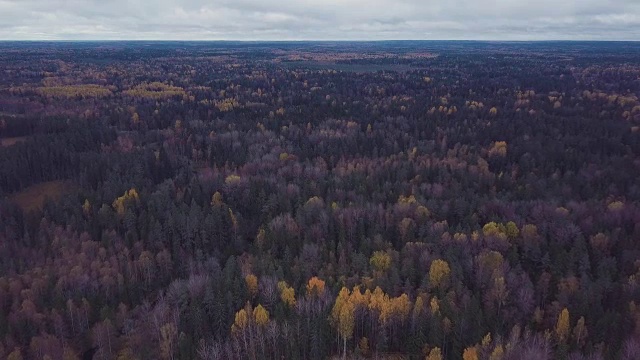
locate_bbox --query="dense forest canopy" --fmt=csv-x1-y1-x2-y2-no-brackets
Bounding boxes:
0,41,640,360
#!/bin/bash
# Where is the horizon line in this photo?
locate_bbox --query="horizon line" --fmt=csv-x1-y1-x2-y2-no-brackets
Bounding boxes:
0,39,639,43
0,38,640,42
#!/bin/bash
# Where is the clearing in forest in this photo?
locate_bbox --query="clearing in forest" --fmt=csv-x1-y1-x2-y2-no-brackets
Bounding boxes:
0,136,27,147
9,180,71,211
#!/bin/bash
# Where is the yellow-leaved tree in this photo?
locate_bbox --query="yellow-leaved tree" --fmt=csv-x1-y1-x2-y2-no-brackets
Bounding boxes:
278,281,296,307
462,346,479,360
413,296,424,319
210,191,223,206
232,307,249,334
82,199,91,217
430,296,440,315
489,345,504,360
370,251,392,273
429,259,451,289
245,274,258,299
426,347,442,360
505,221,519,239
306,276,326,297
230,303,252,355
488,141,507,157
253,304,270,326
555,308,570,343
331,287,355,360
112,188,139,216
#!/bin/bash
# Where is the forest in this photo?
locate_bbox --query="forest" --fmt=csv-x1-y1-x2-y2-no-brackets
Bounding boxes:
0,41,640,359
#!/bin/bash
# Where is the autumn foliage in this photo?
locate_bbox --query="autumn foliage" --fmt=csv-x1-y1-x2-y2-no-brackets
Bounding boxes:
0,42,639,360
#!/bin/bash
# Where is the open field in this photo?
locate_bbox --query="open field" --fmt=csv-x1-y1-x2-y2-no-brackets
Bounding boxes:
0,136,27,147
8,180,71,211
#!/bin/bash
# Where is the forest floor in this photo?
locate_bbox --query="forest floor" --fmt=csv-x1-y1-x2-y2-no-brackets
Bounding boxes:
0,136,27,147
9,180,72,211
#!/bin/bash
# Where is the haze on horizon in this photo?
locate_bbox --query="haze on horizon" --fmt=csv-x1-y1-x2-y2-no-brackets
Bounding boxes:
0,0,639,41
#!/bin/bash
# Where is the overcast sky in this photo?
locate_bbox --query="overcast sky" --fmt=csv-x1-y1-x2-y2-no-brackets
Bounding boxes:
0,0,639,41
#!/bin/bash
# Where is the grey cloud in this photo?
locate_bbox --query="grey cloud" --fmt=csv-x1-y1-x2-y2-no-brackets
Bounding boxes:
0,0,638,40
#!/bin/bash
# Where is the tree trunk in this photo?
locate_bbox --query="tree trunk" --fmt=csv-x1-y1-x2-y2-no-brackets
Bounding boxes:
343,336,347,360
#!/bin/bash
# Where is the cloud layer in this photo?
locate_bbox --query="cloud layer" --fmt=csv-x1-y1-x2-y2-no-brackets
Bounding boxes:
0,0,639,40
